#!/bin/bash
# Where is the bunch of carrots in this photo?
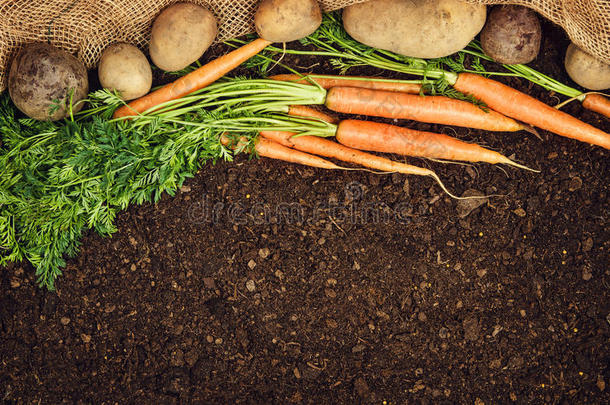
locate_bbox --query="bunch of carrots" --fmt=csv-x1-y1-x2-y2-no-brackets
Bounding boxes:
111,34,609,198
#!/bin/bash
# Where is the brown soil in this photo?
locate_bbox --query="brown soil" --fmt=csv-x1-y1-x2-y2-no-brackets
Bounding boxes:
2,19,609,404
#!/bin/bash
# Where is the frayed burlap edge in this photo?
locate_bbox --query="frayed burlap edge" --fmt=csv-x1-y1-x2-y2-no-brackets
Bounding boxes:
0,0,608,92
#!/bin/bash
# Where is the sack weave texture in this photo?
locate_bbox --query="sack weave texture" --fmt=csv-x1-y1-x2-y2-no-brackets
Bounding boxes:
0,0,608,92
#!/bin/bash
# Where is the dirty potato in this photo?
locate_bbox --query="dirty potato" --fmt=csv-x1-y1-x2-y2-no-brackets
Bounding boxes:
342,0,487,59
149,3,217,71
98,43,152,100
255,0,322,43
8,43,88,120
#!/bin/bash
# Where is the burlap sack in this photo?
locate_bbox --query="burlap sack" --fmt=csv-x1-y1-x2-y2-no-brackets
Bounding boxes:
0,0,608,93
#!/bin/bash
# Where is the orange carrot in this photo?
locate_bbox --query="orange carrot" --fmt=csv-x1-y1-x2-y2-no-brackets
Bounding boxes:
260,130,466,197
220,134,343,170
287,105,338,124
582,93,610,119
281,104,531,170
453,73,610,149
260,130,431,176
113,38,272,119
269,73,423,93
324,86,525,132
334,119,533,170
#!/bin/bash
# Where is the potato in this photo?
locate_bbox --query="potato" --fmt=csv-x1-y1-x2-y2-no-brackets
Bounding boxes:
564,43,610,91
255,0,322,43
149,3,217,72
98,43,152,100
8,43,88,121
342,0,486,59
480,5,541,65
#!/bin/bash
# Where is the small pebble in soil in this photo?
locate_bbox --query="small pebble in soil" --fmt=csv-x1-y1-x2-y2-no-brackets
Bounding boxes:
258,248,270,259
418,312,427,322
10,278,20,288
513,207,526,217
352,344,365,353
438,327,449,339
60,317,70,325
206,335,214,343
462,316,480,341
568,177,583,192
81,334,91,343
246,279,256,292
456,189,488,218
582,267,593,281
508,355,524,369
247,259,256,270
215,338,223,345
597,375,606,392
477,269,487,278
203,277,215,289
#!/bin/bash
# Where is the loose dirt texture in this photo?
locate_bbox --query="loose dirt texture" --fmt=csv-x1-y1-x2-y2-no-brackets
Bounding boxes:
1,22,609,404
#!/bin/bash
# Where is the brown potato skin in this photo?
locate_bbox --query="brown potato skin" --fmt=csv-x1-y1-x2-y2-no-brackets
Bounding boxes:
342,0,486,59
98,43,152,100
149,3,217,72
480,5,541,65
255,0,322,43
564,43,610,91
8,43,88,121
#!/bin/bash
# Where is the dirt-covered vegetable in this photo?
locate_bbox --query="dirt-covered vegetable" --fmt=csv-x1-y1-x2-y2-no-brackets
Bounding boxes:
98,43,152,100
149,2,217,72
255,0,322,43
8,43,88,121
480,5,541,65
342,0,486,59
564,43,610,91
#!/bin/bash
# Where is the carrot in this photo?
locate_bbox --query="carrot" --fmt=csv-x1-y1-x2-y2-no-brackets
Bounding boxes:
453,73,610,149
113,38,272,119
220,134,343,170
334,119,534,170
260,130,431,176
269,73,423,93
282,103,532,170
260,130,463,198
324,86,526,132
287,105,338,124
582,93,610,119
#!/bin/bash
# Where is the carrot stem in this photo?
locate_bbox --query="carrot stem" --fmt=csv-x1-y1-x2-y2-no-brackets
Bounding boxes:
269,73,425,93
